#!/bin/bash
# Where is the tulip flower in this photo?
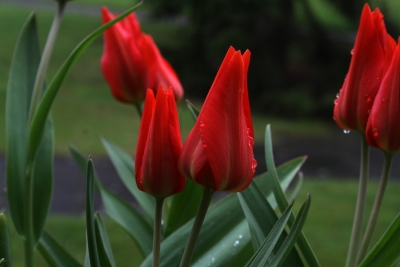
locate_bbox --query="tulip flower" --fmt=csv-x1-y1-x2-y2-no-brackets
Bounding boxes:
179,47,256,192
333,4,396,134
135,86,185,198
101,7,184,105
366,40,400,153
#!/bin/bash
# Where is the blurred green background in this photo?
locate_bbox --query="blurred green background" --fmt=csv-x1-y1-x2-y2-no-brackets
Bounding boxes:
1,0,400,266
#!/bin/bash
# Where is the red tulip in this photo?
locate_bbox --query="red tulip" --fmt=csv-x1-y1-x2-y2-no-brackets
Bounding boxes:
333,4,396,134
366,40,400,153
101,7,184,104
135,86,185,198
179,47,256,192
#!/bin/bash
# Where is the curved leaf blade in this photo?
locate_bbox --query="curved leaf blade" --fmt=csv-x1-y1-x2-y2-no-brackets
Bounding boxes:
94,215,113,267
86,157,100,267
265,125,320,267
5,12,41,237
359,213,400,267
38,231,82,267
69,145,153,257
0,214,12,267
27,1,143,167
245,202,294,267
101,137,154,222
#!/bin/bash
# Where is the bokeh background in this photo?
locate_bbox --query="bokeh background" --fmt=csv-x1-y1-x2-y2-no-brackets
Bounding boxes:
1,0,400,266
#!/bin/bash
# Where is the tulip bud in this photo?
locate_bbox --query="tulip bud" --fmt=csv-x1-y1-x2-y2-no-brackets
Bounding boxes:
366,40,400,153
179,47,256,192
333,4,396,134
101,7,184,105
135,87,185,198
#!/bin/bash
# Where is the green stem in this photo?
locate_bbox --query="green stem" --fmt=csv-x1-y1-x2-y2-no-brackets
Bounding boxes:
179,188,214,267
152,198,164,267
28,1,66,124
356,152,393,264
346,136,369,267
24,163,35,267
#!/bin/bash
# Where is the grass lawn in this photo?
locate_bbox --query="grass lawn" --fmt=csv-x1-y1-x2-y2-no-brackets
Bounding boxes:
4,179,400,266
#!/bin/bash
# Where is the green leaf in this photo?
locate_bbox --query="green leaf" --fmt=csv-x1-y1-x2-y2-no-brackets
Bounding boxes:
244,202,294,267
5,12,41,237
0,214,12,267
86,157,100,267
101,137,154,222
238,183,303,266
140,156,307,267
264,125,320,267
38,230,82,267
185,100,200,121
268,194,311,267
358,213,400,267
32,115,54,243
164,179,203,237
26,1,143,168
94,214,114,267
69,145,153,257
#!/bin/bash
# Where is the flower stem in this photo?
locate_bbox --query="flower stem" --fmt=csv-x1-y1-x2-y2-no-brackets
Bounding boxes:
356,152,393,264
28,1,66,124
152,198,164,267
346,136,369,267
179,188,213,267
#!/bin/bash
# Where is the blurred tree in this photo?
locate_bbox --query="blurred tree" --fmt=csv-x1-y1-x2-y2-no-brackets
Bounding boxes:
145,0,394,118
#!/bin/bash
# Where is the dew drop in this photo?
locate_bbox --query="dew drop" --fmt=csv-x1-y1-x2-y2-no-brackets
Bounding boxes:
373,128,378,137
252,159,258,173
381,97,386,102
200,121,205,127
336,93,340,99
233,240,240,247
350,49,354,55
212,257,215,263
376,76,381,80
367,109,371,114
248,136,254,147
239,235,243,239
343,130,350,134
334,99,338,106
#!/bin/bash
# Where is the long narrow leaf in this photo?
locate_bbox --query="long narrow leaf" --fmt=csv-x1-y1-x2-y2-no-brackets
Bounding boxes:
101,137,154,222
94,215,113,267
38,231,82,267
140,157,307,267
32,115,54,243
86,157,100,267
185,100,200,121
268,194,311,267
69,145,153,257
27,1,142,167
238,183,303,266
265,125,320,267
245,202,294,267
0,214,11,267
358,213,400,267
5,12,41,237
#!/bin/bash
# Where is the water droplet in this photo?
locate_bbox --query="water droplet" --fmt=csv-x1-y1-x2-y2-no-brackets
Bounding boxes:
233,240,240,247
200,121,205,127
248,136,254,147
350,49,354,55
376,76,381,80
343,130,350,134
252,159,257,173
367,109,371,114
381,97,386,102
239,235,243,239
336,93,340,98
211,257,215,263
334,99,338,106
373,128,378,137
